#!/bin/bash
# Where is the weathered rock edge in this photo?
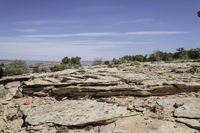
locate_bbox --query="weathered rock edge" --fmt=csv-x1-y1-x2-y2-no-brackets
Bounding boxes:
22,83,200,98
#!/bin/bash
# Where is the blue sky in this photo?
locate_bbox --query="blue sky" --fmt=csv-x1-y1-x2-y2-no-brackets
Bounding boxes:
0,0,199,61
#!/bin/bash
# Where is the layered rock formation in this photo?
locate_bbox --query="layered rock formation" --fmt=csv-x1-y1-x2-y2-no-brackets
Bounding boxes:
0,61,200,132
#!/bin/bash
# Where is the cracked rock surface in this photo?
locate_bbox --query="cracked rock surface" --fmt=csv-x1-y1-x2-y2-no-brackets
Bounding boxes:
0,61,200,132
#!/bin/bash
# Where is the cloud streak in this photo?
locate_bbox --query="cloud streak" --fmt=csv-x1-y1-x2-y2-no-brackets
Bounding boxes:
23,32,117,38
13,20,80,25
117,18,154,25
126,31,189,35
16,28,38,33
23,31,189,38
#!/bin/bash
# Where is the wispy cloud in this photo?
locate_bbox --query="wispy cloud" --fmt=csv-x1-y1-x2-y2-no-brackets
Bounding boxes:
16,28,38,33
13,20,80,25
23,31,188,38
118,18,154,25
126,31,189,35
23,32,117,38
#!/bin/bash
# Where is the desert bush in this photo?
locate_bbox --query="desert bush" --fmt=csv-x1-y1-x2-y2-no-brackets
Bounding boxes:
187,48,200,59
120,54,147,62
50,64,65,72
104,60,110,65
173,48,189,59
134,55,147,62
70,56,81,66
0,64,3,78
51,56,82,72
32,64,50,73
92,58,103,66
61,56,81,66
112,58,125,65
61,56,71,65
3,60,29,76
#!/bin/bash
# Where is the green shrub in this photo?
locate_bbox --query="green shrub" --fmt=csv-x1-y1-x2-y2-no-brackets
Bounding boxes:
3,60,29,76
104,60,110,65
112,58,125,65
70,56,81,66
173,48,189,59
61,57,71,65
50,64,65,72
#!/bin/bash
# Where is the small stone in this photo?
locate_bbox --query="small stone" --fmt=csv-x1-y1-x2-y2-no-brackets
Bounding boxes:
135,107,145,112
127,105,134,111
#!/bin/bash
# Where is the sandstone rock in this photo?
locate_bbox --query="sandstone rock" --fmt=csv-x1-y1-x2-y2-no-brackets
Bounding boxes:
5,81,21,97
0,85,12,101
99,115,198,133
0,103,3,112
0,75,31,84
25,100,131,127
23,78,53,86
1,61,200,132
171,68,188,73
113,73,149,83
176,118,200,130
174,100,200,119
23,82,200,98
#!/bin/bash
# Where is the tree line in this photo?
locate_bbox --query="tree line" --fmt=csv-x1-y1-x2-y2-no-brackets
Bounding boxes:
113,48,200,63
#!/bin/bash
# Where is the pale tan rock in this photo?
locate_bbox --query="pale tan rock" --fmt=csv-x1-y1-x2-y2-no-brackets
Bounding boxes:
0,85,12,101
5,81,21,97
25,100,130,126
174,100,200,119
176,118,200,130
99,115,198,133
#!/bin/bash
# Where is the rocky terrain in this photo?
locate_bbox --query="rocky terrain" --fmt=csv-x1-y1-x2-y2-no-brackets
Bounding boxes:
0,61,200,133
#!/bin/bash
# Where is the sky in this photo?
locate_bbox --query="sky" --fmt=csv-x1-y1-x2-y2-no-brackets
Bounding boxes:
0,0,199,61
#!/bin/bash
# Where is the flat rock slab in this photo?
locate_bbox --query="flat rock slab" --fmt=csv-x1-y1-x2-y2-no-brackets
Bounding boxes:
176,118,200,130
113,73,150,83
26,100,130,127
174,100,200,119
99,115,198,133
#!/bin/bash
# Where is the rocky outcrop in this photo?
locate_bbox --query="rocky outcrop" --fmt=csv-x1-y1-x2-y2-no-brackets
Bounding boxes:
22,80,200,98
0,62,200,132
